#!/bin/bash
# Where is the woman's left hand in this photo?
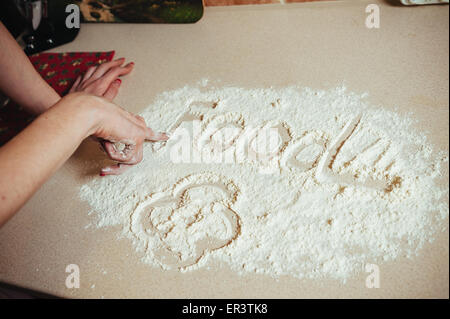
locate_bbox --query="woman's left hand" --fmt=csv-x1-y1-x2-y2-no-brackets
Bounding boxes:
69,57,134,101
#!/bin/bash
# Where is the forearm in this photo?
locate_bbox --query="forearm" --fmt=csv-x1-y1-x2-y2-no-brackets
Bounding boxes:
0,94,96,226
0,22,60,115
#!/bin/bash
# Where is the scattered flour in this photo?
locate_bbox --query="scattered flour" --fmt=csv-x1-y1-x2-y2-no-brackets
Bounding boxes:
79,83,449,281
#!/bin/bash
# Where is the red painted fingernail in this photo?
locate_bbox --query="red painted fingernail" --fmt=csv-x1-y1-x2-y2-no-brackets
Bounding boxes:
100,172,106,176
115,78,122,84
130,62,134,66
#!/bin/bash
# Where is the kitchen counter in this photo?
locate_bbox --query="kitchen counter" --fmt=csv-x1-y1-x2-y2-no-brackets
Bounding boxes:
0,0,448,298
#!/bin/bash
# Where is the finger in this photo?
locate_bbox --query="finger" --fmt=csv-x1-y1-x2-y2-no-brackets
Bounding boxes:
87,63,134,97
145,128,169,142
100,62,134,86
112,107,147,129
103,140,135,162
135,115,146,124
81,66,97,83
95,109,148,147
69,75,82,93
100,142,143,175
103,79,121,101
100,163,131,176
133,115,148,128
89,58,126,83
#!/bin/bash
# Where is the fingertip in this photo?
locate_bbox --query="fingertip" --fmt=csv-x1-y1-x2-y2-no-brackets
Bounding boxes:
100,166,112,176
113,58,126,66
100,165,116,176
146,130,169,142
100,163,129,176
160,132,170,141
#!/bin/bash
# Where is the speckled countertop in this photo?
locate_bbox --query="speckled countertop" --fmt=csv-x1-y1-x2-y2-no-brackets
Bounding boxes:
0,0,448,298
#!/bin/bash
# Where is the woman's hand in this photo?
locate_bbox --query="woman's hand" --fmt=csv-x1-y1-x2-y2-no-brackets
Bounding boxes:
69,58,143,173
81,94,168,176
0,92,167,225
69,58,134,101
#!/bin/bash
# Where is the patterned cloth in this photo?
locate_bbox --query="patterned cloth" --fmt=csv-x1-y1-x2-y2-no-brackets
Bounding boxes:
0,51,115,146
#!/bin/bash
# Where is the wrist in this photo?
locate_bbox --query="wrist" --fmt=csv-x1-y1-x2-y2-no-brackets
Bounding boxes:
40,91,61,113
57,93,104,139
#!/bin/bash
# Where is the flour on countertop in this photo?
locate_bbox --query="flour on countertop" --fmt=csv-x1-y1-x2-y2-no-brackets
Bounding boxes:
79,83,449,281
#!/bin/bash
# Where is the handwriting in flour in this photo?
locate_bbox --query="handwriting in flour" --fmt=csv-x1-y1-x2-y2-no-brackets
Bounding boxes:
155,102,397,191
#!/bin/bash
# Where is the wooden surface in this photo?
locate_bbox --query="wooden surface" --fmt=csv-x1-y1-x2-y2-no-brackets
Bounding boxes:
0,0,448,298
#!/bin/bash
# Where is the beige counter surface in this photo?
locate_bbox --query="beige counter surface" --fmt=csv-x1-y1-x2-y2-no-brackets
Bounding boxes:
0,0,448,298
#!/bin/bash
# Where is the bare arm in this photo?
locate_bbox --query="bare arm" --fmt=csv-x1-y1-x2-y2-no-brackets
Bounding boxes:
0,22,60,114
0,93,168,226
0,21,146,177
0,21,135,115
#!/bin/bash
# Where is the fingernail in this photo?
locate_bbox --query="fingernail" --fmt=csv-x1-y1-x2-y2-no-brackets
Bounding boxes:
115,78,122,84
100,172,106,176
129,62,135,66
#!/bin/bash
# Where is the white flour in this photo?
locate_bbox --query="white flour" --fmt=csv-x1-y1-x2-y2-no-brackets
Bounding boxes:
79,82,449,281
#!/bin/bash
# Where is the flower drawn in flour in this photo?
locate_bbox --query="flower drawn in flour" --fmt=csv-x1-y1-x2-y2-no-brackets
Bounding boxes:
80,87,448,282
130,173,240,269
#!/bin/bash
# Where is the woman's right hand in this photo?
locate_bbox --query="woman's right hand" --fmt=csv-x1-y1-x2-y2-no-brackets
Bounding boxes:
0,91,167,224
72,93,168,175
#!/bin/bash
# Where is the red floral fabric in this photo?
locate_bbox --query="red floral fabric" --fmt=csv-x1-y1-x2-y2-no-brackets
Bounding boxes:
0,51,115,146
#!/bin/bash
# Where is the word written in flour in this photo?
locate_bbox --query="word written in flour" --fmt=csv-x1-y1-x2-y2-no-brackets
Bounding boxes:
80,84,448,282
163,108,391,191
